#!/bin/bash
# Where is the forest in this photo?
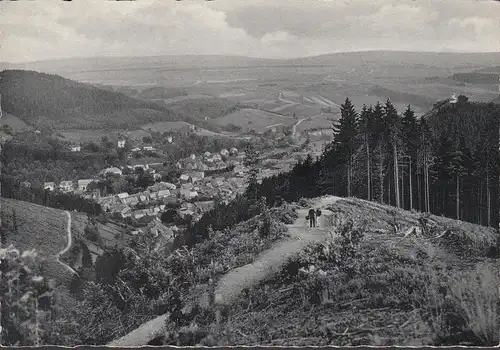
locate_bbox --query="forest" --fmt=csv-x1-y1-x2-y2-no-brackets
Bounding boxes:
0,70,185,130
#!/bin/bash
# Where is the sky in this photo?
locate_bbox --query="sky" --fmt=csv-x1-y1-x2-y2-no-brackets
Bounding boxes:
1,0,499,63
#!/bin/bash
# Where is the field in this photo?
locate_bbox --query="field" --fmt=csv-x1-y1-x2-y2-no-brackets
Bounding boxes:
211,108,296,134
1,112,33,132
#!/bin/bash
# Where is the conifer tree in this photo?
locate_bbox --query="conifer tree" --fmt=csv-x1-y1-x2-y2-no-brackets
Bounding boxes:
334,98,358,197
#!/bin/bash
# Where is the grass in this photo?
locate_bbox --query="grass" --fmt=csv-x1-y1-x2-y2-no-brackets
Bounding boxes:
211,109,296,134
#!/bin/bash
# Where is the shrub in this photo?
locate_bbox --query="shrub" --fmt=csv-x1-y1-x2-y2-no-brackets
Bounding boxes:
448,263,499,345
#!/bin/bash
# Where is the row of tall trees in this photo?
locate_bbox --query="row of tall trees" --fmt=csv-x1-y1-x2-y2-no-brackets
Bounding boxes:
248,97,499,228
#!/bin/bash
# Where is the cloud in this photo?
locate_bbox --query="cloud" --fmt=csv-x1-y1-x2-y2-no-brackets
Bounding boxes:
0,0,498,63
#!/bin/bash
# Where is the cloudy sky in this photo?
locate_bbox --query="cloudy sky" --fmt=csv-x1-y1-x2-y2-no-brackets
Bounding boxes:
1,0,498,63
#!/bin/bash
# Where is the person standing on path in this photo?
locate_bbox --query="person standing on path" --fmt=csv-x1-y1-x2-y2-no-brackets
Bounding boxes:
308,208,316,228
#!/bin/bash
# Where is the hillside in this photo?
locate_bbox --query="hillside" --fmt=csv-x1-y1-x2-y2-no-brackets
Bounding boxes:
0,198,87,283
207,198,499,346
0,70,185,130
110,196,499,346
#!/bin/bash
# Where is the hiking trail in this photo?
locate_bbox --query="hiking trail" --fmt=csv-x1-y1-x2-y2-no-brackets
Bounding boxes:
108,195,341,346
56,211,78,276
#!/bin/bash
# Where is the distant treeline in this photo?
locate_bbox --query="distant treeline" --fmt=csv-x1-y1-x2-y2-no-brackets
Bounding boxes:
452,73,498,85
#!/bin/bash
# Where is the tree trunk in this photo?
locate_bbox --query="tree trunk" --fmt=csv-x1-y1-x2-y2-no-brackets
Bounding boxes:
409,158,413,210
487,170,491,227
393,144,400,208
366,136,371,201
456,174,460,220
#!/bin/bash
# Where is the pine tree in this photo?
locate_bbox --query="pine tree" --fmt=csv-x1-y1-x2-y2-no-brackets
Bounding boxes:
334,98,358,197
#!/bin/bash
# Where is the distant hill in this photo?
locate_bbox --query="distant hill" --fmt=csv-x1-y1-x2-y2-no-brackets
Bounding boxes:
7,52,500,73
0,70,187,130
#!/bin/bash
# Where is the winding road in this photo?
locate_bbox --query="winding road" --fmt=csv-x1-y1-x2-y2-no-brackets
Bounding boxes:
292,112,324,136
56,211,78,276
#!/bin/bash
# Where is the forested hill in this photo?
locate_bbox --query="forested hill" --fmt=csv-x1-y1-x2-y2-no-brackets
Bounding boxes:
0,70,185,130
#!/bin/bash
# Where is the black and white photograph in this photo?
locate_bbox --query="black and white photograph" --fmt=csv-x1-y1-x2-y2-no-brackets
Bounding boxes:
0,0,499,347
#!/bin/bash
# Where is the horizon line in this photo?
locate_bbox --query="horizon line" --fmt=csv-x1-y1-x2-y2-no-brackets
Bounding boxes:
4,49,500,66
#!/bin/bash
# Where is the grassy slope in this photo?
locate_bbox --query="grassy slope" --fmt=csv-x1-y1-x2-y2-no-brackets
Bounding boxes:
199,198,498,346
0,198,87,284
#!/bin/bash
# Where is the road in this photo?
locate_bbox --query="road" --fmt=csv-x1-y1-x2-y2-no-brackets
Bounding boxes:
292,112,324,136
56,211,79,276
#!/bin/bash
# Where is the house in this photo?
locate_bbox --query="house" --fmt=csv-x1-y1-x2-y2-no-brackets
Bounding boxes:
117,140,126,148
124,196,139,206
189,191,199,199
154,173,162,181
116,192,129,200
450,93,458,104
100,167,123,176
204,151,211,158
139,195,147,202
194,200,215,213
220,149,229,157
70,145,81,152
157,189,171,198
180,174,190,183
190,154,196,160
213,154,222,162
167,136,173,144
181,183,194,190
59,180,74,193
44,182,55,191
229,147,238,156
115,205,132,218
143,146,154,151
178,208,195,220
77,179,94,192
131,210,146,220
164,182,177,190
131,147,141,152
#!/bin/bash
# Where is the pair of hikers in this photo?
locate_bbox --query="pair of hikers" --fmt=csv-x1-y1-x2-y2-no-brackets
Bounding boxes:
306,208,321,228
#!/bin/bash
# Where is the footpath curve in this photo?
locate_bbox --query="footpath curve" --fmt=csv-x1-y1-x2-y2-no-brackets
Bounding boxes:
56,211,78,276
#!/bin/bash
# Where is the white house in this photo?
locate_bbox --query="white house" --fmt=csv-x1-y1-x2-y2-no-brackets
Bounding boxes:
220,149,229,157
70,146,81,152
158,189,171,198
164,182,177,190
190,154,196,160
230,147,238,156
180,174,190,183
77,179,94,192
143,146,154,151
213,154,222,162
204,151,211,158
100,167,122,176
131,147,141,152
450,93,458,104
117,140,126,148
167,136,173,144
44,182,55,191
116,192,129,200
59,180,74,192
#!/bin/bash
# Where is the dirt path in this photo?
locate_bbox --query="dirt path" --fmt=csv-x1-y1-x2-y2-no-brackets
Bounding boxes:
108,195,341,346
56,211,78,276
214,195,340,307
